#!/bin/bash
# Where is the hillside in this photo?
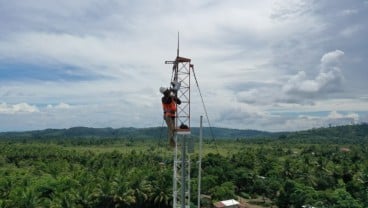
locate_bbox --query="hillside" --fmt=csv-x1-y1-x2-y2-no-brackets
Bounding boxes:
277,123,368,144
0,126,272,140
0,124,367,142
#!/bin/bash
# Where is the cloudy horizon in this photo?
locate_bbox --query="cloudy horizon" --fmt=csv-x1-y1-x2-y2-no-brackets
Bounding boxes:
1,0,367,132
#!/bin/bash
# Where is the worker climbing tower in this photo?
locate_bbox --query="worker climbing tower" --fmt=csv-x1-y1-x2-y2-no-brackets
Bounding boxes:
165,34,193,208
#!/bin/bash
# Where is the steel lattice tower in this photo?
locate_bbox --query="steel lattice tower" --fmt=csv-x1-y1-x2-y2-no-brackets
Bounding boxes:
165,38,193,208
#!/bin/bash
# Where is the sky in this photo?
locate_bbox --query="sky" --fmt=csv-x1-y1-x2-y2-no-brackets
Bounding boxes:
0,0,367,132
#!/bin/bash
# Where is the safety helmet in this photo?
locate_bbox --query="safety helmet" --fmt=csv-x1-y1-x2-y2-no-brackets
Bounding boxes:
159,87,168,94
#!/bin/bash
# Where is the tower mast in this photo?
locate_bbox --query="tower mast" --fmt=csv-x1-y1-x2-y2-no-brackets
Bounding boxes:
165,33,193,208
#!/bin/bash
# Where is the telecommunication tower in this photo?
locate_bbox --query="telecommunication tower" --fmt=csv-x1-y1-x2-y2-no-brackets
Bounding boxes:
165,35,193,208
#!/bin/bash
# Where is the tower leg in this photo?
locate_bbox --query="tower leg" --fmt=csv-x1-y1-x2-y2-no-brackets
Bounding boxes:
173,133,190,208
181,135,186,208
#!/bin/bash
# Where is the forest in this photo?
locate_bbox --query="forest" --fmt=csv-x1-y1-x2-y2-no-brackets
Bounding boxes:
0,124,367,208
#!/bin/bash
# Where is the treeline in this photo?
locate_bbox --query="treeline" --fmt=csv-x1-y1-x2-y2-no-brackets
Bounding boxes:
1,124,367,141
0,126,272,140
277,123,368,144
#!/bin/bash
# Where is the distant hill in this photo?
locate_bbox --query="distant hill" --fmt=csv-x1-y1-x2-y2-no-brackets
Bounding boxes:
0,124,367,143
0,126,272,140
276,123,368,143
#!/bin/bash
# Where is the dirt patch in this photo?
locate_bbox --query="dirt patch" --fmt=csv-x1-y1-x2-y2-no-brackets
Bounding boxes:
238,196,277,208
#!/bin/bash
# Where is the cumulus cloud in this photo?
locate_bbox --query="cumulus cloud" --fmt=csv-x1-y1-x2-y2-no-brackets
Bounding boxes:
47,102,72,109
278,110,360,131
282,50,345,99
282,68,343,95
327,110,359,125
234,50,346,106
0,102,39,114
320,50,344,68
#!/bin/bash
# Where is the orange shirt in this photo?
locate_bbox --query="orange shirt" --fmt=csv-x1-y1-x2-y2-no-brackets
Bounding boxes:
162,97,176,117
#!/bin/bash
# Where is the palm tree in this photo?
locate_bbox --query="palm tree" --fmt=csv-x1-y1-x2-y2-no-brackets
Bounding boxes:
15,188,43,208
283,159,295,179
111,174,135,207
150,169,172,208
0,178,12,199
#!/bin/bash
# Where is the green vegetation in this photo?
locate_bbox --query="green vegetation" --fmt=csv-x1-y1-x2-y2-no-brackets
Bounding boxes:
0,124,367,207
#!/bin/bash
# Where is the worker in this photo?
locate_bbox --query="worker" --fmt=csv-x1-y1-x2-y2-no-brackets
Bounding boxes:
160,85,181,147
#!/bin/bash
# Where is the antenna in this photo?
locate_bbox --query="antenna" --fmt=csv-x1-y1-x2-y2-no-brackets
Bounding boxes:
177,32,180,57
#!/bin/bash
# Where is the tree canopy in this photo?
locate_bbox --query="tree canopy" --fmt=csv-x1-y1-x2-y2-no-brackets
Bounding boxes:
0,124,367,207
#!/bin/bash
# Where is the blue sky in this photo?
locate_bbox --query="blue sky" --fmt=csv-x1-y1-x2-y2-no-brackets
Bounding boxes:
0,0,367,132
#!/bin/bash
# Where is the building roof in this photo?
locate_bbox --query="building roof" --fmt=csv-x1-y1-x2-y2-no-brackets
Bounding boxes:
214,199,240,207
222,199,240,206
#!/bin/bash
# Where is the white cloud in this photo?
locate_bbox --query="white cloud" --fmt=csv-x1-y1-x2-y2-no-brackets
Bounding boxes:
327,110,359,123
283,71,317,93
283,68,343,95
47,102,71,109
320,50,344,68
215,105,363,132
235,49,346,106
0,102,39,114
282,50,345,98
